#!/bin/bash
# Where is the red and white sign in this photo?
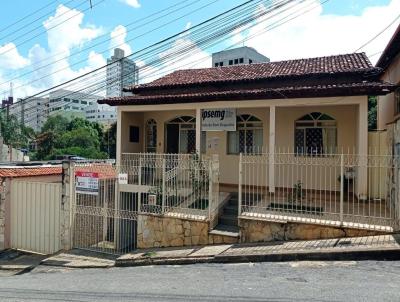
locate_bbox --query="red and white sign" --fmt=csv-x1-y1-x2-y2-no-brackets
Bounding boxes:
75,171,99,195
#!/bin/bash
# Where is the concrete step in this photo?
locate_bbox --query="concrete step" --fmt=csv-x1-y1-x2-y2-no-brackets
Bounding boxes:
211,224,239,236
219,214,238,227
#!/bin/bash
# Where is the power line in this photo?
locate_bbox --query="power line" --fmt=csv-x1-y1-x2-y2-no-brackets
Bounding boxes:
0,0,103,57
0,0,213,90
354,12,400,52
9,0,319,123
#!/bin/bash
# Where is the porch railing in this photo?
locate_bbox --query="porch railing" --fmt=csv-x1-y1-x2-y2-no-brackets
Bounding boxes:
120,153,220,222
239,151,399,231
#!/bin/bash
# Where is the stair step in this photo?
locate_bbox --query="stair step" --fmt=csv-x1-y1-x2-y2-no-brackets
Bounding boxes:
219,214,238,227
223,205,238,215
210,224,239,237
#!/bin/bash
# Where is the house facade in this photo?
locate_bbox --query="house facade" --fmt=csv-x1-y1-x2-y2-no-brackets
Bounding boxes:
98,53,398,248
376,24,400,156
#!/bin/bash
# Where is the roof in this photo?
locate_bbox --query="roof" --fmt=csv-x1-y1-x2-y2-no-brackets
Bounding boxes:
127,53,376,91
0,166,62,178
74,163,117,180
376,23,400,70
102,82,393,106
98,53,395,107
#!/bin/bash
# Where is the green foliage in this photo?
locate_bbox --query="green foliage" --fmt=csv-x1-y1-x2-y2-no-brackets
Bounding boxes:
0,111,34,149
34,115,109,160
368,96,377,131
101,122,116,159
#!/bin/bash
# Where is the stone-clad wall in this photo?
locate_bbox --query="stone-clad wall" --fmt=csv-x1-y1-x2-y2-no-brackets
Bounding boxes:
0,182,5,250
137,214,210,249
239,218,383,243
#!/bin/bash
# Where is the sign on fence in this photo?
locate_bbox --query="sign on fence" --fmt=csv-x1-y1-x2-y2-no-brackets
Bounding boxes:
201,108,236,131
75,171,99,195
118,173,128,184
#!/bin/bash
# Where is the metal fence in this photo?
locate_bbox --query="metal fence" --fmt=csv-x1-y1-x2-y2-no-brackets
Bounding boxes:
239,151,399,231
72,162,137,255
120,153,220,222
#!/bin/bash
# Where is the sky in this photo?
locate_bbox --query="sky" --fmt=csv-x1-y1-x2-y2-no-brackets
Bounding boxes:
0,0,399,99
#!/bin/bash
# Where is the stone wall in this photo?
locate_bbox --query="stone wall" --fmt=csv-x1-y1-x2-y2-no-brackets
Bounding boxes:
239,218,384,243
137,214,210,248
0,180,6,250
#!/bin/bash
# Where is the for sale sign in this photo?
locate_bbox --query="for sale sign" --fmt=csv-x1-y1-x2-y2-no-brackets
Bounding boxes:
75,171,99,195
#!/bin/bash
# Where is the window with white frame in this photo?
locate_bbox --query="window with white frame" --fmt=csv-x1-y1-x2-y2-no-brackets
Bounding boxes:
295,112,337,155
395,87,400,116
145,119,157,153
227,114,263,154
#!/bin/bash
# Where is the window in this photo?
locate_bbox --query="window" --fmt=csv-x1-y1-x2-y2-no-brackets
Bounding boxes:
234,59,239,64
72,99,79,104
215,63,219,67
249,59,253,64
129,126,140,143
395,87,400,115
295,112,337,155
228,114,263,154
219,61,223,66
239,58,244,64
229,60,233,65
146,119,157,153
81,101,87,105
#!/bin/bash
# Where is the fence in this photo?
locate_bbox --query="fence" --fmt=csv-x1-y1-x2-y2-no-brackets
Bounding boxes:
72,161,137,255
239,151,399,231
121,153,220,223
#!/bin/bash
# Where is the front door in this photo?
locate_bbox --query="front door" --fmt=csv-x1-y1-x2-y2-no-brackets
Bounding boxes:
166,123,179,153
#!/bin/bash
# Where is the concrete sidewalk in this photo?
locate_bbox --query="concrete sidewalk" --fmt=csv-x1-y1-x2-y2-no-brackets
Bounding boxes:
116,234,400,267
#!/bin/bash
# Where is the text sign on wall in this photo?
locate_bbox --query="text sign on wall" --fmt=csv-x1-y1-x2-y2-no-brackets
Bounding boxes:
75,171,99,195
201,108,236,131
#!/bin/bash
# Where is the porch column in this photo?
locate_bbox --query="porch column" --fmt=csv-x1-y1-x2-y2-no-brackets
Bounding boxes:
196,108,202,155
116,108,122,165
357,100,368,200
269,106,276,193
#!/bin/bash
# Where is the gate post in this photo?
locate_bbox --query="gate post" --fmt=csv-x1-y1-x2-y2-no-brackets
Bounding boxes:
61,160,74,250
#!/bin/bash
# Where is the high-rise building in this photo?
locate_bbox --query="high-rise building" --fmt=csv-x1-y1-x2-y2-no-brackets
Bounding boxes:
47,89,101,120
9,97,49,132
212,46,270,67
85,103,116,126
106,48,139,97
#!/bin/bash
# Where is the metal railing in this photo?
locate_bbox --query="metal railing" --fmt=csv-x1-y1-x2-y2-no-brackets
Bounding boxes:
239,150,399,231
121,153,220,221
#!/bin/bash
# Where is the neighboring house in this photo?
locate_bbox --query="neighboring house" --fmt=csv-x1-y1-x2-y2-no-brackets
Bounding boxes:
0,164,62,251
376,23,400,156
106,48,139,98
97,52,398,247
212,46,270,67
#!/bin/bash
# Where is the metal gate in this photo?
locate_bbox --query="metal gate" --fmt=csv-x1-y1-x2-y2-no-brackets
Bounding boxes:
10,181,62,254
72,164,138,255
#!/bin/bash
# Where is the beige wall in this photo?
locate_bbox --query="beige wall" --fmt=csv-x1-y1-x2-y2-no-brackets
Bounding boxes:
378,53,400,130
121,112,144,154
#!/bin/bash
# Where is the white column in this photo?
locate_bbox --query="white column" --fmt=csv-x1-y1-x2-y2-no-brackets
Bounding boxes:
116,108,122,165
269,106,276,193
196,108,202,155
357,100,368,200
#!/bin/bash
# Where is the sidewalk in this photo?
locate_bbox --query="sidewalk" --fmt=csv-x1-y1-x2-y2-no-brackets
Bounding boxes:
116,234,400,267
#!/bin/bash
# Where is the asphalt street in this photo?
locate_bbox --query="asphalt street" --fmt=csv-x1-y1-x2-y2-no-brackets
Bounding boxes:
0,261,399,301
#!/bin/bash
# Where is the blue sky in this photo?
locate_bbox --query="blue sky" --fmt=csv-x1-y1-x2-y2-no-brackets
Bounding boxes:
0,0,398,99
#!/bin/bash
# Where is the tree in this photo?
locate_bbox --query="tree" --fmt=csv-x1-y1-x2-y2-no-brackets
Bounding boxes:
0,112,33,149
101,122,117,159
368,96,377,131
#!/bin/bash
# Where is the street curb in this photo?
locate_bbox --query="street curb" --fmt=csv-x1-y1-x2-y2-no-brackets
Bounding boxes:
40,261,114,269
115,247,400,267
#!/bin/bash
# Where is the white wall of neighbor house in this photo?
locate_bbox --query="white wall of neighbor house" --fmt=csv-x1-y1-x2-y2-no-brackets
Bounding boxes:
117,96,369,188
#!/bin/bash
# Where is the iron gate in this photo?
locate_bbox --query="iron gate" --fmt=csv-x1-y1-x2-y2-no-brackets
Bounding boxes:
72,163,138,255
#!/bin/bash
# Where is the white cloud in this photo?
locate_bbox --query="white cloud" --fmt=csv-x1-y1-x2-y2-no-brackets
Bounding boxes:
231,0,400,64
110,25,132,56
122,0,141,9
0,4,106,98
0,43,30,70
